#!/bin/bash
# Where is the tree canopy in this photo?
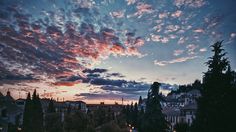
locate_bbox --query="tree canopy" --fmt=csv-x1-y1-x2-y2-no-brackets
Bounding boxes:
192,41,236,132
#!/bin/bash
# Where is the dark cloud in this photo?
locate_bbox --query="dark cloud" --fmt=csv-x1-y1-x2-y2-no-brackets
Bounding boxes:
106,72,125,78
82,68,108,74
0,74,35,81
90,78,127,87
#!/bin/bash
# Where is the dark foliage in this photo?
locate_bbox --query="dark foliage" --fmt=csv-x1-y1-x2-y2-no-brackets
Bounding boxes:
22,90,43,132
140,82,168,132
174,123,189,132
168,80,202,95
45,113,63,132
47,98,56,113
191,41,236,132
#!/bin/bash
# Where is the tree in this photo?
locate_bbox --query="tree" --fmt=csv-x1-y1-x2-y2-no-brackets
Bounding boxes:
45,113,63,132
140,82,168,132
174,123,189,132
124,104,131,124
32,90,44,132
132,103,138,128
192,41,236,132
64,111,95,132
138,96,143,105
22,93,32,132
47,98,56,113
22,90,43,132
93,106,106,127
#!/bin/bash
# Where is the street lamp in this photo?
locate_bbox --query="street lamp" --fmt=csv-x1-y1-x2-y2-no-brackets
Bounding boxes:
17,127,22,131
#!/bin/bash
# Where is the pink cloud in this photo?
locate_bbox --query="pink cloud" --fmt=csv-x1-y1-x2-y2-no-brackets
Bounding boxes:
171,10,182,18
193,28,205,33
53,81,81,86
154,56,198,66
177,37,187,44
165,25,180,33
159,12,168,19
110,10,125,18
134,2,153,17
150,34,169,43
174,0,206,8
126,0,136,5
173,50,184,56
186,44,198,55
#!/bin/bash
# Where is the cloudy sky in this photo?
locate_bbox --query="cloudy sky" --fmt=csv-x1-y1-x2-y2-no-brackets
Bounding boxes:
0,0,236,104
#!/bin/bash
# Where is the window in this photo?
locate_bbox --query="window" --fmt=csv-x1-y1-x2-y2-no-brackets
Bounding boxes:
188,119,190,125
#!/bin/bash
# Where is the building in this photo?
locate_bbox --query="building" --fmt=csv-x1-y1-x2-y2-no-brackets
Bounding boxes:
138,89,201,131
65,101,87,113
0,91,23,132
163,89,200,130
180,103,197,125
87,103,123,119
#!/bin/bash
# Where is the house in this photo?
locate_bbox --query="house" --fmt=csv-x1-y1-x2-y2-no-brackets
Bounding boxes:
180,103,197,125
65,101,87,113
87,103,123,119
162,107,182,130
0,91,23,132
138,89,201,130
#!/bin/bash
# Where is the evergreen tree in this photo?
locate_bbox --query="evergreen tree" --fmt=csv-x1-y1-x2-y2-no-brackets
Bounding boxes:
45,113,63,132
192,41,236,132
22,93,32,132
33,90,44,132
132,102,138,128
140,82,168,132
47,98,56,113
129,102,134,125
64,111,95,132
125,104,131,124
94,106,106,127
138,96,143,105
22,90,43,132
67,104,71,114
174,123,189,132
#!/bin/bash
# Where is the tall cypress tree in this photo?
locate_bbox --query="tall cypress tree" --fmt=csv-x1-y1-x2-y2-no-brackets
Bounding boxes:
138,96,143,105
140,82,168,132
23,93,32,132
192,41,236,132
33,92,43,132
22,90,43,132
132,102,139,128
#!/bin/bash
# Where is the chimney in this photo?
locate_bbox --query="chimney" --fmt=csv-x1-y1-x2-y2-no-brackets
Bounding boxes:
7,90,11,96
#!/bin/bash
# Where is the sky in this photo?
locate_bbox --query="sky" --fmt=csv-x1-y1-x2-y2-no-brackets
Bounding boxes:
0,0,236,104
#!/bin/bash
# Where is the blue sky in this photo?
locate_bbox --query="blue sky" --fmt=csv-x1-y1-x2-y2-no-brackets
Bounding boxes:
0,0,235,103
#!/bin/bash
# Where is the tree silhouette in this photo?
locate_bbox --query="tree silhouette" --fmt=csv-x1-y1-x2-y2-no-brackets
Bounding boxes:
47,98,56,113
140,82,168,132
64,111,94,132
138,96,143,105
174,123,189,132
192,41,236,132
23,90,43,132
132,102,138,128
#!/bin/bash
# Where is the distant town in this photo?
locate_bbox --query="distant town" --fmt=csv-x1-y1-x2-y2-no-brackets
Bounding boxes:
0,80,201,132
